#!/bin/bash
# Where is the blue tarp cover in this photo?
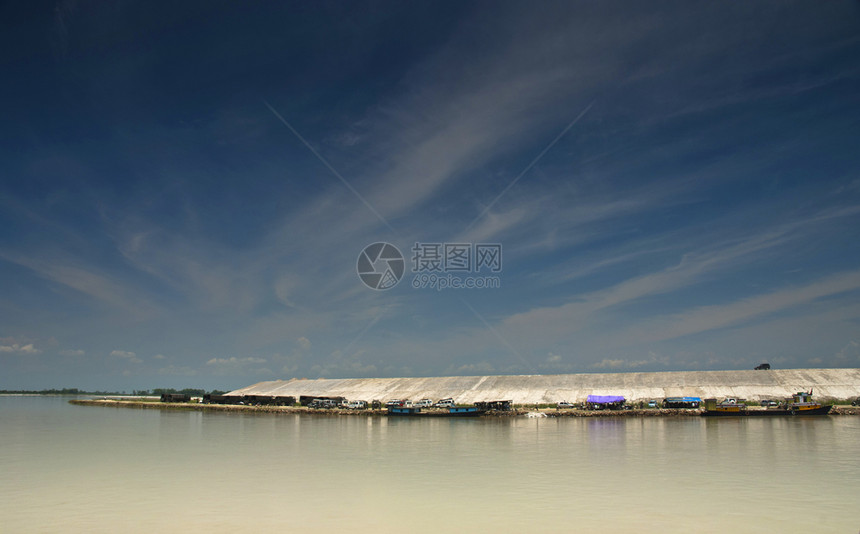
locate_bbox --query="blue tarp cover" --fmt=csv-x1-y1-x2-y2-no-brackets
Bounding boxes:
665,397,702,402
586,395,625,403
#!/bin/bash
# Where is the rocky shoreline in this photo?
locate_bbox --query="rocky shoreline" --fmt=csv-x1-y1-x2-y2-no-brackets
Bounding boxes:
68,399,860,417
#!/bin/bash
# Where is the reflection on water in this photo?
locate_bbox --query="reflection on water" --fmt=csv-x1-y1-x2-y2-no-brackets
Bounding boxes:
1,396,857,533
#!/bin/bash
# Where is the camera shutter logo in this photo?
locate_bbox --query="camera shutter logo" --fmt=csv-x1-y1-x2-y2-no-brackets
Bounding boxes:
357,242,404,290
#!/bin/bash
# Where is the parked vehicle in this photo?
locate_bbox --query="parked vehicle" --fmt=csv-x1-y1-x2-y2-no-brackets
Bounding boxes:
647,400,658,408
346,400,367,409
310,399,338,409
415,399,434,408
434,398,455,408
557,401,575,409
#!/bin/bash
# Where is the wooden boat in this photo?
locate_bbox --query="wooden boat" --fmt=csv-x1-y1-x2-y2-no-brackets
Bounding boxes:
387,406,483,417
702,397,747,415
702,390,831,417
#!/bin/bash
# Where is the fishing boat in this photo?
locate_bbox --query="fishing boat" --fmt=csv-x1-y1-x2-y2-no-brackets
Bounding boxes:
702,397,747,415
387,406,483,417
702,390,831,417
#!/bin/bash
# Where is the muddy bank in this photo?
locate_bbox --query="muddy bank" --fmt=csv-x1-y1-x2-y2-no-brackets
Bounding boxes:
69,399,860,417
69,399,382,415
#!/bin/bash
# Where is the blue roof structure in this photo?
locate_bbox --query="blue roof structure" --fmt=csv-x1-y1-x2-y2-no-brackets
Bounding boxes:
586,395,625,403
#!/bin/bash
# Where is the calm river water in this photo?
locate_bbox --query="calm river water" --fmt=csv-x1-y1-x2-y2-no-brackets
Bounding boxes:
1,395,857,533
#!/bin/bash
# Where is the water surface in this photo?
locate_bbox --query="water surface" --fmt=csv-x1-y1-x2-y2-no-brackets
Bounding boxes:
1,396,857,533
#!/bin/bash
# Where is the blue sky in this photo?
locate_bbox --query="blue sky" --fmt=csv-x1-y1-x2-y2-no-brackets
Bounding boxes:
2,1,859,391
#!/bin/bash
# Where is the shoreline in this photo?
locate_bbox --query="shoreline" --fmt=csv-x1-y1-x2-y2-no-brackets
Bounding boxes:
68,399,860,417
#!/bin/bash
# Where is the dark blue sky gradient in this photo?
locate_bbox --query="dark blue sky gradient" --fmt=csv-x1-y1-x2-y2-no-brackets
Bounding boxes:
2,1,859,390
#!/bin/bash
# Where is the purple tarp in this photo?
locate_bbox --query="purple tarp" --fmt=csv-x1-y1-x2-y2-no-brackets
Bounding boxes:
586,395,625,403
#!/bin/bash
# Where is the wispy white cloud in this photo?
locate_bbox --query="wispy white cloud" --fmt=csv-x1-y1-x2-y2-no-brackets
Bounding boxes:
833,340,860,364
624,270,860,345
592,358,625,370
500,205,860,342
592,351,669,370
446,361,496,376
110,350,141,364
0,343,41,355
0,249,158,318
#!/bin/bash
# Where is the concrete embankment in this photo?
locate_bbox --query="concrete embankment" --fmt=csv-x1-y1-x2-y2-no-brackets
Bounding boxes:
228,368,860,404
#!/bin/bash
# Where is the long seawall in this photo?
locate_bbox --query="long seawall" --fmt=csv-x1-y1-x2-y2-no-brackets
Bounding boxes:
228,368,860,404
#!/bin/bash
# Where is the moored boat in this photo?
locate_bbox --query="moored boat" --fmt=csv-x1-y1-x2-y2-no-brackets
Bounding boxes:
387,406,483,417
702,397,747,416
702,390,831,417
